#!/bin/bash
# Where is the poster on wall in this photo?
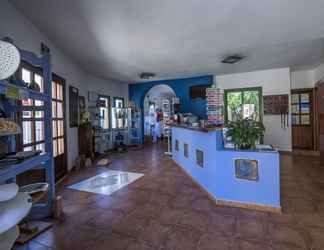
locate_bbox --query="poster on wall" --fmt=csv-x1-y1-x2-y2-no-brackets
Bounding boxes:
69,86,79,127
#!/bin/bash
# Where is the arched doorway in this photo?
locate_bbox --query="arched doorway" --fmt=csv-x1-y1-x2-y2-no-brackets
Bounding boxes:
143,84,176,143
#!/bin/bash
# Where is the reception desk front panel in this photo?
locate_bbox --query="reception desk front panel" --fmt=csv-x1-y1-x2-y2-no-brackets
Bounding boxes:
172,126,281,212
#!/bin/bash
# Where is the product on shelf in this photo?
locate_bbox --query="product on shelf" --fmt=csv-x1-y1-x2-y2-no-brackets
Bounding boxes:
206,86,224,126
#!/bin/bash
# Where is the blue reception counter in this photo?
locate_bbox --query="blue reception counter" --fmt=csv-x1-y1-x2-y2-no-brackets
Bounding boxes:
171,125,281,213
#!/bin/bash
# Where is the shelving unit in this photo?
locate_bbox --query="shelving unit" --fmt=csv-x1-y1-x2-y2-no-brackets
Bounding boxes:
0,46,54,218
128,107,141,145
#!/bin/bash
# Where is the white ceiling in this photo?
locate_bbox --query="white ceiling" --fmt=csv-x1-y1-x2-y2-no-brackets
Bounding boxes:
11,0,324,83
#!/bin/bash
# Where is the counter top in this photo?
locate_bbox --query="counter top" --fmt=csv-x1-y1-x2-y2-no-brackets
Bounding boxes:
170,123,224,132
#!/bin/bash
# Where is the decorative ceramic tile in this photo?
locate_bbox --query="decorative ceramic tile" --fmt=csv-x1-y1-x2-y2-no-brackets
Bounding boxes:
68,170,144,195
235,159,259,181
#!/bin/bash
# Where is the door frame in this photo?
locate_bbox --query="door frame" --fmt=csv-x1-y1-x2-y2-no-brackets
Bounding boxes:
52,73,68,182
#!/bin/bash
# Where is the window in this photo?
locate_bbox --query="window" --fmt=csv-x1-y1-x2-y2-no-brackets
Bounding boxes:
19,63,45,152
224,87,262,122
52,76,65,157
99,96,110,129
112,97,125,129
291,92,311,125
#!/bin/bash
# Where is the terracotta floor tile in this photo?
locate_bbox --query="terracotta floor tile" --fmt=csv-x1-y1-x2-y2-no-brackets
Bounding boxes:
269,223,307,249
208,213,236,237
294,213,324,228
178,210,210,232
137,219,172,247
112,215,149,238
191,197,215,212
235,216,267,240
271,242,304,250
308,226,324,249
87,232,134,250
87,209,124,230
128,203,164,219
233,239,272,250
197,234,233,250
156,206,184,226
125,241,155,250
167,194,195,210
164,225,202,250
268,213,297,226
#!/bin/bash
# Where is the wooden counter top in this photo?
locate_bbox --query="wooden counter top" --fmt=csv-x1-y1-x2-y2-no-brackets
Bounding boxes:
170,123,223,132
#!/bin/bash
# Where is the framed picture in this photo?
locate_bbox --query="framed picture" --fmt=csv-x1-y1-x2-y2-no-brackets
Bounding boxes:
79,96,86,110
234,158,259,181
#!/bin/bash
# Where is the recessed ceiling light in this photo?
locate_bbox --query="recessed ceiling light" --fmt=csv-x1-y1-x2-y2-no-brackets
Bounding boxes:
222,55,244,64
139,72,155,80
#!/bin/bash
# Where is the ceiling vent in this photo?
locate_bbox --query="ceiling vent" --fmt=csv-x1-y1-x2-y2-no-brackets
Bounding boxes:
222,55,244,64
139,72,155,80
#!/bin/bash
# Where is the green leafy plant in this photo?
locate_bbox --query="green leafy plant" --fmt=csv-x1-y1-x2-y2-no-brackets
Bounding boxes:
226,117,265,150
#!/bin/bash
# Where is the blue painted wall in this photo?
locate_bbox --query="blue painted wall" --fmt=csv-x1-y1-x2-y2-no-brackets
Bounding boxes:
172,127,281,209
129,75,213,143
129,75,213,118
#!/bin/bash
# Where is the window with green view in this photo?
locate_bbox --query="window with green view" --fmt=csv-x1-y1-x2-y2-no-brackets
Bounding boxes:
224,87,262,122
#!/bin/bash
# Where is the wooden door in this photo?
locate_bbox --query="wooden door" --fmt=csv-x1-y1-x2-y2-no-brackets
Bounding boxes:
316,82,324,164
52,74,67,182
291,89,314,150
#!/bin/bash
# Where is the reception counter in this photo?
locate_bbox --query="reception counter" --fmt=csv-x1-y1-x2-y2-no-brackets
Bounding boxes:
171,125,281,213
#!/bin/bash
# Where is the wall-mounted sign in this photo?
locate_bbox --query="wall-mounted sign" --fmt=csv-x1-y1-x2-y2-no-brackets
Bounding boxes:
234,158,259,181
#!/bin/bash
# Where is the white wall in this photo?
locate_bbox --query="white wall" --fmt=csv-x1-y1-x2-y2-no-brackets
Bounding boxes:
0,0,128,170
290,69,315,89
291,63,324,89
313,63,324,82
85,75,128,106
216,68,292,151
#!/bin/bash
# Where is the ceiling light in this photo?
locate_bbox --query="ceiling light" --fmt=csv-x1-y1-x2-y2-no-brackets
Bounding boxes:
139,72,155,80
222,55,244,64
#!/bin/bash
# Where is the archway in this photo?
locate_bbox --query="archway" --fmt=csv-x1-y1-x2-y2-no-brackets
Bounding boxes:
143,84,176,143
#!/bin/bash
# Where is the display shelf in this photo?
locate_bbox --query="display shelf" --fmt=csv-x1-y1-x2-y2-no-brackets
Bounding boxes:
0,40,54,218
0,80,49,102
0,153,50,182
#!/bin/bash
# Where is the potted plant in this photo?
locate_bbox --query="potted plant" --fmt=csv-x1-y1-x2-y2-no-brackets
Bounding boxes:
226,117,265,150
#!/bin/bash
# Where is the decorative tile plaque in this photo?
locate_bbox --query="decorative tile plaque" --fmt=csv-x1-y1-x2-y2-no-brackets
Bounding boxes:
235,159,259,181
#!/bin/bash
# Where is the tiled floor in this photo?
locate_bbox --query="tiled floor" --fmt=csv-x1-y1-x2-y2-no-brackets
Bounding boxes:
14,144,324,250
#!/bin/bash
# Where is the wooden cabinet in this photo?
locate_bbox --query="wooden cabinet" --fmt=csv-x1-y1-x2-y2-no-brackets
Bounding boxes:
78,126,93,158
